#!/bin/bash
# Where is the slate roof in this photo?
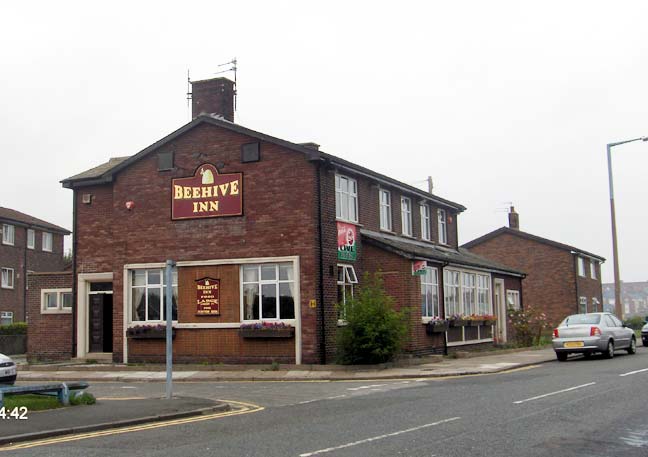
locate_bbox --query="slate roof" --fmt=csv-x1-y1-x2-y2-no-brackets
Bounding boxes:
0,207,70,234
361,229,526,277
61,115,466,212
461,227,606,262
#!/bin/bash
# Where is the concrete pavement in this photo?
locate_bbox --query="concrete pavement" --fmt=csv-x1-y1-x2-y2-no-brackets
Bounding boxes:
16,347,556,382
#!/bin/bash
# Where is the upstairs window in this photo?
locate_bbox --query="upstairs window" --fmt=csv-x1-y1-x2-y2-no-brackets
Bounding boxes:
590,261,597,279
420,204,431,241
335,174,358,223
27,229,35,249
1,268,14,289
2,224,14,246
401,197,412,236
379,189,392,231
577,257,586,277
42,232,53,252
438,209,447,244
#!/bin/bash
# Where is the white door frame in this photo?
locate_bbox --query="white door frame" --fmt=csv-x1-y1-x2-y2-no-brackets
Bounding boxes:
494,279,507,343
77,272,113,359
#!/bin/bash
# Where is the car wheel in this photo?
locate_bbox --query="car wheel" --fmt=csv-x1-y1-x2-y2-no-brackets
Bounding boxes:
604,340,614,359
627,337,637,355
556,352,568,362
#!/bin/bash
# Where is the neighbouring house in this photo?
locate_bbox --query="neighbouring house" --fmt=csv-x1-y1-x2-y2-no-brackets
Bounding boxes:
0,207,70,324
462,207,605,327
603,281,648,317
29,77,524,364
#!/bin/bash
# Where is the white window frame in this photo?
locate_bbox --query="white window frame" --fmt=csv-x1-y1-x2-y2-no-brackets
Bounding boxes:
337,264,359,323
592,297,600,312
506,290,520,310
42,232,53,252
401,197,412,236
444,269,460,317
2,224,14,246
379,189,392,231
27,229,35,249
420,204,431,241
241,263,297,322
577,257,586,277
41,288,73,314
477,274,491,315
579,296,587,314
421,267,440,321
590,261,597,279
0,311,13,326
335,174,358,223
438,209,447,245
1,268,14,289
129,268,178,323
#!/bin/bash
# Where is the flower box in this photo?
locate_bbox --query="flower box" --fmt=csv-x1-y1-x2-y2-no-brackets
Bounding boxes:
240,328,295,338
127,327,176,339
484,319,496,326
426,321,449,334
449,319,468,327
467,319,484,327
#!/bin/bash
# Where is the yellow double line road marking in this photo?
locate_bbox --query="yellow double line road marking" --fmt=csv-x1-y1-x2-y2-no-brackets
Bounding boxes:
0,399,263,451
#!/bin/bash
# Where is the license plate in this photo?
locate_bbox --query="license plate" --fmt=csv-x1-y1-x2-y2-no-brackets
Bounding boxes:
564,341,584,348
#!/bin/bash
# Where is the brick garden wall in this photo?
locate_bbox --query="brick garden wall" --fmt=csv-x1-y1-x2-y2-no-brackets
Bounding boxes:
26,271,73,362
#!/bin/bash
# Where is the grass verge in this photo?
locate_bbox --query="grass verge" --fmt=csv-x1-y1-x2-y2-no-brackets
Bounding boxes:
3,394,62,411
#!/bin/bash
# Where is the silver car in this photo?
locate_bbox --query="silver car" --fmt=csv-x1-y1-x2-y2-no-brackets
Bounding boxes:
552,312,636,361
0,353,16,385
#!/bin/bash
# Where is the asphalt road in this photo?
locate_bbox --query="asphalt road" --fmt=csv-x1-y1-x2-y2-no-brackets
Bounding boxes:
6,347,648,456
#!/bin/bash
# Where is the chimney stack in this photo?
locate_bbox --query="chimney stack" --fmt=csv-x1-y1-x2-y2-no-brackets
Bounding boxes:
508,206,519,230
191,77,235,122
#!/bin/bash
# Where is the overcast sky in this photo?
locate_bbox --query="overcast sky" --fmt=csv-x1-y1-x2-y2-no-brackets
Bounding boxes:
2,1,647,283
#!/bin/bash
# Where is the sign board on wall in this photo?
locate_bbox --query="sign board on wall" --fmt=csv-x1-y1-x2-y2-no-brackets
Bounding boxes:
196,277,221,315
337,222,357,261
412,260,427,276
172,164,243,220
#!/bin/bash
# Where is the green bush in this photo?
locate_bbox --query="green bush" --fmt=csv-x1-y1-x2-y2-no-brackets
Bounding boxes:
624,316,646,331
508,306,551,347
0,322,27,335
336,273,408,365
71,391,96,406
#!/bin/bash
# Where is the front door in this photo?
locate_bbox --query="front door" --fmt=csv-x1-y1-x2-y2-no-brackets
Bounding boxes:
494,279,507,343
88,283,113,353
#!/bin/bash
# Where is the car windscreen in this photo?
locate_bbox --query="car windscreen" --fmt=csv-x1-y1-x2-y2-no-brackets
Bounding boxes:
561,314,601,326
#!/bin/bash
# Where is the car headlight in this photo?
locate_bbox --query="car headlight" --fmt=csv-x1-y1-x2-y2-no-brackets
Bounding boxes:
642,324,648,332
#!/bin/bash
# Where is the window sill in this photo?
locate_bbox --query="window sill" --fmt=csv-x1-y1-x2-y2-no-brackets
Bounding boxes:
380,229,396,235
336,219,362,227
41,309,72,315
128,321,179,328
1,286,14,290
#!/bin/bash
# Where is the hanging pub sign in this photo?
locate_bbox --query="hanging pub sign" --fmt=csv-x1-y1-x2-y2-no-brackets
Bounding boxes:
172,164,243,220
195,277,221,315
337,221,357,261
412,260,427,276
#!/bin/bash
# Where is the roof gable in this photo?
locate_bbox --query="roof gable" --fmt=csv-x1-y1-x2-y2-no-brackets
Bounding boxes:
60,115,465,211
462,227,605,262
0,207,70,234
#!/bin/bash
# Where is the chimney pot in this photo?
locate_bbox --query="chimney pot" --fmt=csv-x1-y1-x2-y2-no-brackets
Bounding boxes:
508,206,520,230
191,77,235,122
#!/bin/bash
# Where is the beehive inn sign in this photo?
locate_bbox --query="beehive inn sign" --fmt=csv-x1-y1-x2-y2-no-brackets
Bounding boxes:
172,164,243,220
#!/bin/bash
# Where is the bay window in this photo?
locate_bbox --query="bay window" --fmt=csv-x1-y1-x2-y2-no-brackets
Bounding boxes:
444,270,460,316
421,267,440,318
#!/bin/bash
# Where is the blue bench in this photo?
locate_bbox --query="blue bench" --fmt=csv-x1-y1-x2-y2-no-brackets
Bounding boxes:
0,382,89,408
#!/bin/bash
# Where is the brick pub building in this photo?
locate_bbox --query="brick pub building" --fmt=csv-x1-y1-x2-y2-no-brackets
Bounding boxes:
28,77,524,363
463,207,605,328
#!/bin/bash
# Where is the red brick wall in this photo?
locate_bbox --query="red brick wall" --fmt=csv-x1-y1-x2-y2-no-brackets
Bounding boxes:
466,232,580,327
26,272,73,361
74,123,320,363
0,225,66,322
576,258,604,313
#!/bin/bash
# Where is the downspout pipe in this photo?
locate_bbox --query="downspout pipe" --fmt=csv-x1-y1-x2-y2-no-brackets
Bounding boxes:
316,163,326,364
72,191,78,358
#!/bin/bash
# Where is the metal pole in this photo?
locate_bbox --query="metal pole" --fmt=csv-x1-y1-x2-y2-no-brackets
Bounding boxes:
165,259,175,400
607,145,623,319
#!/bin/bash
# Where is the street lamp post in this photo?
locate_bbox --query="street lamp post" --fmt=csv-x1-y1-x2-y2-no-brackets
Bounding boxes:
606,136,647,319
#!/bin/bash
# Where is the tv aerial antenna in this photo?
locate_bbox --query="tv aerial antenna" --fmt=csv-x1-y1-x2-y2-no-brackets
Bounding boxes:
185,58,238,120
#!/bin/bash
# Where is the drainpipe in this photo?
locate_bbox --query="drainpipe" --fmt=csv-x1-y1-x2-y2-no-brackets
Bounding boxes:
72,191,78,357
316,163,326,364
573,254,580,313
22,228,28,322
